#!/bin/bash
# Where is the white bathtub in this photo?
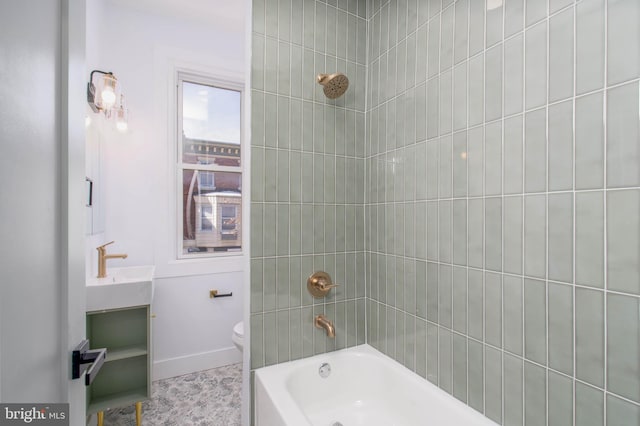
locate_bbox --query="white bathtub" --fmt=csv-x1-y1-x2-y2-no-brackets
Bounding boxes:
255,344,497,426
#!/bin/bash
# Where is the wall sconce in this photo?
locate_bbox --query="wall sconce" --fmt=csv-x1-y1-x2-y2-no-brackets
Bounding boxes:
87,69,129,132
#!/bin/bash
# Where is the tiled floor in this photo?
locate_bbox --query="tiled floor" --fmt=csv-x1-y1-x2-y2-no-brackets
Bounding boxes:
100,363,242,426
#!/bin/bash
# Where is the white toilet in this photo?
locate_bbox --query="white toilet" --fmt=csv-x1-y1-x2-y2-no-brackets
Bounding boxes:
232,321,244,352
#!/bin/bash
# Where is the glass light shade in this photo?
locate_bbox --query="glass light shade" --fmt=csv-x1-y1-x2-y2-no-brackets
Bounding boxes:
100,74,118,109
115,106,128,132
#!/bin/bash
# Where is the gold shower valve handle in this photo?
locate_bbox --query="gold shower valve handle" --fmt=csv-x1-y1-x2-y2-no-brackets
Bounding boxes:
307,271,339,298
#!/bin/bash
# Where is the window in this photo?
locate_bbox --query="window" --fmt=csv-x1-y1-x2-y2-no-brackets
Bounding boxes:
177,73,243,257
200,205,213,231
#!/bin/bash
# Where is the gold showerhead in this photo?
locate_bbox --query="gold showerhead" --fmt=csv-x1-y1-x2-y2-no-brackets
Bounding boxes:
317,72,349,99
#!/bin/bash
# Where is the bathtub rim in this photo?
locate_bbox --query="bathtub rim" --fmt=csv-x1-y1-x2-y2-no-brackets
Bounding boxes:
254,343,498,426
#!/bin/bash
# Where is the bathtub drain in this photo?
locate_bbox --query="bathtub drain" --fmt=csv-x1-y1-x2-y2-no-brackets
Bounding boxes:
319,362,331,378
332,422,343,426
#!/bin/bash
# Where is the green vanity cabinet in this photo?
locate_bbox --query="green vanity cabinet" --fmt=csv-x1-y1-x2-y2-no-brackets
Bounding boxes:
86,305,151,415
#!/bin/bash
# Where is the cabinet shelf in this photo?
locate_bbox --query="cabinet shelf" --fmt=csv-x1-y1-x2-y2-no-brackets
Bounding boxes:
87,387,148,414
106,345,148,362
86,305,151,415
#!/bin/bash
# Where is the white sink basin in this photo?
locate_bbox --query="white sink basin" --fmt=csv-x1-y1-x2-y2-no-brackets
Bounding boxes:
86,265,155,311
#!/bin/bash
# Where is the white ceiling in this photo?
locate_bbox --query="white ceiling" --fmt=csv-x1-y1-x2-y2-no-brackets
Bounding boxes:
106,0,247,32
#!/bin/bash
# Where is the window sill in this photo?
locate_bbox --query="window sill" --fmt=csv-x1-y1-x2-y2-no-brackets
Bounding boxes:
154,253,245,279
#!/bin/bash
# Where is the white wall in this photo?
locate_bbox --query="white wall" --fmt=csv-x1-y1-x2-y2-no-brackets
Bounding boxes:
85,0,246,379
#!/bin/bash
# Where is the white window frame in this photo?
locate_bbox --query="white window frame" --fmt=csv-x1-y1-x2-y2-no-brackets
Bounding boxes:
176,70,244,260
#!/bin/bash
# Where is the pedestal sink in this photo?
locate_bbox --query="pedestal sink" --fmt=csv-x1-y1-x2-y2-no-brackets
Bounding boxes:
86,265,155,311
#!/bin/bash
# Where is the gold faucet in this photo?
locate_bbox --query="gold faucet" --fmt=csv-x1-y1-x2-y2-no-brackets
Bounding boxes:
314,314,335,338
97,241,127,278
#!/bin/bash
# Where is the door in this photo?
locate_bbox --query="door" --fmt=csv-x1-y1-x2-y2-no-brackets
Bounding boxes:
0,0,87,423
63,0,89,423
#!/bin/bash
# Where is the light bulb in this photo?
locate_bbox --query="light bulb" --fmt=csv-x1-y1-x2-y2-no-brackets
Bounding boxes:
116,120,128,132
101,86,116,108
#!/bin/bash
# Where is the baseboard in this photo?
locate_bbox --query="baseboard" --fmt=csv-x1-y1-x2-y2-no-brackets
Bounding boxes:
153,347,242,380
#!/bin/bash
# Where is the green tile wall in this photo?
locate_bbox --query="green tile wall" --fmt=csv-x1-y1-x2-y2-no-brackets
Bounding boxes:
250,0,368,373
251,0,640,425
365,0,640,425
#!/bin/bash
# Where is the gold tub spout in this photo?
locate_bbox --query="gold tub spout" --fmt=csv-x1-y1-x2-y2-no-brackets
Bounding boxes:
314,314,335,338
97,241,128,278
